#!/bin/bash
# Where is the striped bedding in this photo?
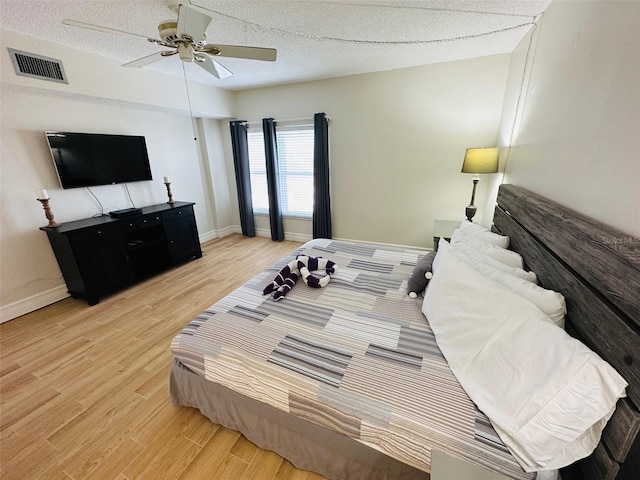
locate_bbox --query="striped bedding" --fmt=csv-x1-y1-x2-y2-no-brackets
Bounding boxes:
171,238,534,479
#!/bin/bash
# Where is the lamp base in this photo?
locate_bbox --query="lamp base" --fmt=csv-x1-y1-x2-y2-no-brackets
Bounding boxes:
465,204,477,222
465,176,480,222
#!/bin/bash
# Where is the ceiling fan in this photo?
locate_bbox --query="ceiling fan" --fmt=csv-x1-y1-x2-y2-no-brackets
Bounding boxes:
62,3,277,79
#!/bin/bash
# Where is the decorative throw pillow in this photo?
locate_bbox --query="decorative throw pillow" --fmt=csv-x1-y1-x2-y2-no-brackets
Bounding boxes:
407,250,436,298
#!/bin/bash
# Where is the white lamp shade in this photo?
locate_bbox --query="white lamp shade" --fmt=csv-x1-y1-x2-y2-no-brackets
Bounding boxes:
461,147,499,174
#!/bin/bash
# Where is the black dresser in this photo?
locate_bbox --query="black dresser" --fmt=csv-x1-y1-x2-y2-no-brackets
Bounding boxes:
40,201,202,305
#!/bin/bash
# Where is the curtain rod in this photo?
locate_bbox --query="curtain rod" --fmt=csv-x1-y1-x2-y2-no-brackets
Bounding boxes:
243,114,331,128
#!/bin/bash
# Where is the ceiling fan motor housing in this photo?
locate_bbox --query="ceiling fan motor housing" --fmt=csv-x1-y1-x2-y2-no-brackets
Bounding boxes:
158,20,178,44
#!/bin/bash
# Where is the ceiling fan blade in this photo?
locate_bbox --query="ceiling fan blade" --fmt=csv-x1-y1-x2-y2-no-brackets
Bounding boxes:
122,51,166,68
196,55,232,79
204,44,277,62
177,3,211,42
62,19,151,40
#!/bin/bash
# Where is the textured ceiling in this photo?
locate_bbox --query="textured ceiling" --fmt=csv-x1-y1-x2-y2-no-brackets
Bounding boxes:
0,0,552,90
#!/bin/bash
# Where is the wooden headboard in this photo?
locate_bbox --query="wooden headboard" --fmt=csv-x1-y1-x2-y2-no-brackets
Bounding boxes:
492,185,640,480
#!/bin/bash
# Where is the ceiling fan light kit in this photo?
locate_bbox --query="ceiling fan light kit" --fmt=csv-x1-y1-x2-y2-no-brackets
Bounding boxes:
62,3,277,80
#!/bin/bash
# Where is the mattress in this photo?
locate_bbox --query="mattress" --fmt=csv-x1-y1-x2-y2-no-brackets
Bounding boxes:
170,238,535,479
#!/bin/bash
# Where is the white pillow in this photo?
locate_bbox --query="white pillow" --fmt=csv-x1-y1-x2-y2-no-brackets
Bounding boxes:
422,251,628,472
431,238,450,273
449,246,537,283
495,274,566,328
450,234,524,269
451,250,566,328
457,220,510,248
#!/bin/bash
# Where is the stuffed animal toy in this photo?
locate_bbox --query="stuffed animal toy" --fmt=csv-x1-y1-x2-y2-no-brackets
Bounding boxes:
407,251,436,298
296,255,337,288
263,255,337,301
263,259,301,301
273,271,300,301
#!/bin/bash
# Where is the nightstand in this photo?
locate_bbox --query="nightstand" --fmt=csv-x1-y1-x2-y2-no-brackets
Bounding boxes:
433,219,461,250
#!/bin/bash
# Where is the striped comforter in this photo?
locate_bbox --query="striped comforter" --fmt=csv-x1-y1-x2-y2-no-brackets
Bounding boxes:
171,239,534,479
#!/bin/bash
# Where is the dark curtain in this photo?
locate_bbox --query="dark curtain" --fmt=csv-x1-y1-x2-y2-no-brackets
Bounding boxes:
313,112,332,239
263,118,285,241
229,120,255,237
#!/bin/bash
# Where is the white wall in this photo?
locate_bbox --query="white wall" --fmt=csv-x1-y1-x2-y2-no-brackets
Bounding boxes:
497,0,640,237
234,54,510,247
0,29,235,321
198,117,239,236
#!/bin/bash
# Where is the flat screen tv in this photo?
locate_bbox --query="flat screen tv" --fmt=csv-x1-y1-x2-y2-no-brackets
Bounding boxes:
45,131,153,189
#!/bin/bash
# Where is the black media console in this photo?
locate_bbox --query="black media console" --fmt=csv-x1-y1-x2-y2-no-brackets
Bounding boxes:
40,201,202,305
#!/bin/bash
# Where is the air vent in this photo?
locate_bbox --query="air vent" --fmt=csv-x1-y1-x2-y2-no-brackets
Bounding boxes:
8,48,68,84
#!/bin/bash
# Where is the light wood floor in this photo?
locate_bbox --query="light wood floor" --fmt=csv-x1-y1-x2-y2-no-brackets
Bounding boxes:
0,234,330,480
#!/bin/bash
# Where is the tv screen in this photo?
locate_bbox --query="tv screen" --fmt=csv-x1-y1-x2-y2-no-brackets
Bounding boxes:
45,131,153,189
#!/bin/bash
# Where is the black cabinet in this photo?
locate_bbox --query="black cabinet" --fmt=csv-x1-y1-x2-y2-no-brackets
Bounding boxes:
122,212,171,280
162,206,202,264
41,202,202,305
69,223,133,304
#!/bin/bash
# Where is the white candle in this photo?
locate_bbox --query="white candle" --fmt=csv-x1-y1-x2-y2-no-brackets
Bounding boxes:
37,189,49,200
163,176,170,183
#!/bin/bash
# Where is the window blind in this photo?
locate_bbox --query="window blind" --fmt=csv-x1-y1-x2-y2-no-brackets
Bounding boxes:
248,125,314,217
247,130,269,212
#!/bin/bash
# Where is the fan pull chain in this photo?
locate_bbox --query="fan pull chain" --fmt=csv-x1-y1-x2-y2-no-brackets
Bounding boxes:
182,61,198,142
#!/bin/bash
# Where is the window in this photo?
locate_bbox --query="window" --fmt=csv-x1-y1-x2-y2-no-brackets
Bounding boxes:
247,124,315,217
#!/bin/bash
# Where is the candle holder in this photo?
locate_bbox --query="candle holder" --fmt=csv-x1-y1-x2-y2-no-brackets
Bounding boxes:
164,181,175,204
37,197,60,227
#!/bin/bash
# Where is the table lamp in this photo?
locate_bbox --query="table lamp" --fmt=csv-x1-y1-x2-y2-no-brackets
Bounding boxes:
461,147,499,222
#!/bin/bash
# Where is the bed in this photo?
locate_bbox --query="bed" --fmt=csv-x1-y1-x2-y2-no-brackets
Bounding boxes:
169,184,640,480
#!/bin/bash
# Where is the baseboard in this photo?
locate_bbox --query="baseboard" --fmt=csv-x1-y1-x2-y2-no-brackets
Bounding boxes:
217,228,422,249
199,225,243,244
284,232,313,242
254,227,271,238
254,227,312,243
217,225,311,243
215,225,242,237
0,285,69,324
199,230,218,244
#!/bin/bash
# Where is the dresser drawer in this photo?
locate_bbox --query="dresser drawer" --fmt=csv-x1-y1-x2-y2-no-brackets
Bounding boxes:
136,214,162,229
162,206,194,221
121,214,163,232
121,219,139,232
67,222,120,243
